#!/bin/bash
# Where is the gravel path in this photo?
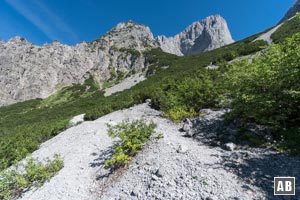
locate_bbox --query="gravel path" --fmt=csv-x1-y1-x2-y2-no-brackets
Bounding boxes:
97,108,264,200
254,24,282,44
18,103,300,200
104,74,145,96
18,104,155,200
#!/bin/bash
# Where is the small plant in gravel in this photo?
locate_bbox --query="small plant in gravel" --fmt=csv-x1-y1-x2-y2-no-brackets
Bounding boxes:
0,154,63,200
155,133,164,140
104,120,156,170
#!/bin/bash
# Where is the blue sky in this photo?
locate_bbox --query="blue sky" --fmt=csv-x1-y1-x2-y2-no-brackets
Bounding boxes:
0,0,295,45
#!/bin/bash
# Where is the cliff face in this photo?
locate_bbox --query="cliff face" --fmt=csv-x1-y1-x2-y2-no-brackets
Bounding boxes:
0,21,157,106
156,15,234,56
0,16,234,106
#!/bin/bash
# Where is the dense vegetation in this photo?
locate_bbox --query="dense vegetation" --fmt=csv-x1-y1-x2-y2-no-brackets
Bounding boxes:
0,155,63,199
0,77,104,170
104,120,156,169
271,13,300,43
84,38,268,122
226,33,300,154
0,17,299,171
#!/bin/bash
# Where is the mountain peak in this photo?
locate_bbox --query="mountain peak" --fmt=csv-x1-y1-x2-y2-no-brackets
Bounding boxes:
115,20,145,30
157,14,234,56
0,16,234,105
98,20,156,51
204,14,223,21
7,36,29,44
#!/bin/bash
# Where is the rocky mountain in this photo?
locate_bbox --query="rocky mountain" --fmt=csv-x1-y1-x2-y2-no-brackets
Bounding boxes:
156,15,234,56
0,16,233,106
278,0,300,24
0,21,157,106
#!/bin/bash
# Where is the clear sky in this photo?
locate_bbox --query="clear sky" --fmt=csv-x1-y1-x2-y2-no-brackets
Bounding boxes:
0,0,295,45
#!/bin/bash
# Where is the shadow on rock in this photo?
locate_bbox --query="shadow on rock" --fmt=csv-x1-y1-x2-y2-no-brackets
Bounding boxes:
89,146,115,180
181,109,230,146
220,151,300,200
181,108,274,151
181,109,300,199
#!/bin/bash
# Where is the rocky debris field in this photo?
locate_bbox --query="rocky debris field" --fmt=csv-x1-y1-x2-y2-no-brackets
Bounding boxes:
104,73,146,96
18,103,300,200
254,24,282,44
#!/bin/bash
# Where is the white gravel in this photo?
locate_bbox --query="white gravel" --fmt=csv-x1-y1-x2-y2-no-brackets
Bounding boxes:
18,103,299,200
97,107,265,200
69,114,85,126
254,24,282,44
104,74,146,96
18,104,156,200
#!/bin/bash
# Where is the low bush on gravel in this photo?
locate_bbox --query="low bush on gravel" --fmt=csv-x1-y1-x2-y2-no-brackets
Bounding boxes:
104,120,156,170
149,75,219,122
0,154,63,200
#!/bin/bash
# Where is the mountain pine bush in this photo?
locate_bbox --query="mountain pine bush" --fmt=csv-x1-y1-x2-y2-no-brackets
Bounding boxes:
226,33,300,153
104,120,156,170
0,155,63,199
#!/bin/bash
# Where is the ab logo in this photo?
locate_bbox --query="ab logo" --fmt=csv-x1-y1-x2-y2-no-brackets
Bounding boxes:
274,177,295,195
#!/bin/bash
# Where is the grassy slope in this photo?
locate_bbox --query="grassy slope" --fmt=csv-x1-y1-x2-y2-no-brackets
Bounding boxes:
271,16,300,43
0,17,299,170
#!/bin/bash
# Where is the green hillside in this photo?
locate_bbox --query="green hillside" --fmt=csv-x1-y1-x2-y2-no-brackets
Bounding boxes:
1,17,300,170
271,15,300,43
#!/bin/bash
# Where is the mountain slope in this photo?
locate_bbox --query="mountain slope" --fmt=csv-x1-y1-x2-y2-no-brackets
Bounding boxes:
271,14,300,43
1,3,300,199
278,0,300,24
0,21,156,106
0,31,268,170
1,12,300,171
156,15,234,56
16,103,300,200
0,17,235,107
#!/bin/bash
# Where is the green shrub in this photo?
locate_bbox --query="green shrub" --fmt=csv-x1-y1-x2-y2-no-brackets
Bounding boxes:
271,14,300,43
165,106,197,122
276,128,300,155
226,33,300,128
225,33,300,153
119,48,141,57
104,120,156,170
149,75,220,122
0,120,67,170
0,154,63,199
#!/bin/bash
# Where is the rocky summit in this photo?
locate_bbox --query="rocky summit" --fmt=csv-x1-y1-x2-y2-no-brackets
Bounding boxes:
0,21,156,106
0,16,232,106
156,15,234,56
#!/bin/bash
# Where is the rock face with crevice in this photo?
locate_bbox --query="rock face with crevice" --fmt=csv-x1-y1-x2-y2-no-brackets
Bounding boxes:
0,16,234,106
156,15,234,56
0,21,156,106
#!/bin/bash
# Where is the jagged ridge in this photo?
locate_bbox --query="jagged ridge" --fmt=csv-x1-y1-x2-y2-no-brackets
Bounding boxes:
0,16,233,106
0,21,156,106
